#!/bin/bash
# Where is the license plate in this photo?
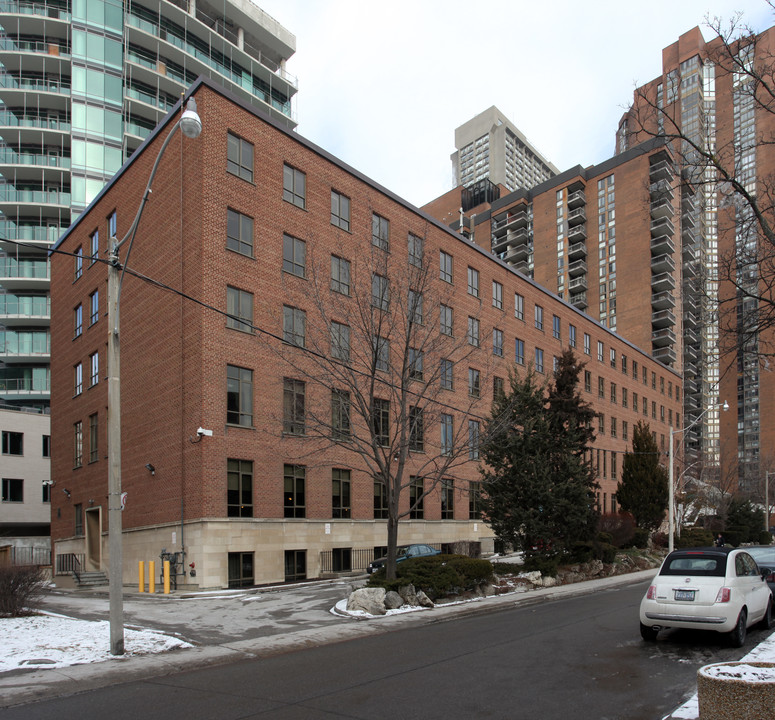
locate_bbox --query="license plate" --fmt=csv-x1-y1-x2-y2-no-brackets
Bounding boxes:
674,589,695,601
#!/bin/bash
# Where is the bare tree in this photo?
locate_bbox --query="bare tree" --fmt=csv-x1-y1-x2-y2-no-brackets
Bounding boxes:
271,227,491,579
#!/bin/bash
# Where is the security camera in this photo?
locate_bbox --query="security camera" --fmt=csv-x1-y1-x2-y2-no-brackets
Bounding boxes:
197,427,213,437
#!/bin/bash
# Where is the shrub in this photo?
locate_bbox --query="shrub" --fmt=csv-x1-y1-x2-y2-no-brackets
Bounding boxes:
651,532,668,548
569,541,594,563
757,531,773,546
596,541,618,564
723,529,743,548
597,513,636,548
596,532,614,546
491,561,520,576
523,551,561,577
0,564,45,617
632,528,650,548
676,528,714,548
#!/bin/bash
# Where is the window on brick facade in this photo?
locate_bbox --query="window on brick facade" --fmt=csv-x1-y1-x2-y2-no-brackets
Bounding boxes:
468,420,480,460
372,213,389,251
409,347,423,380
408,289,423,325
584,370,591,392
569,323,577,348
408,232,423,267
74,304,82,338
226,208,254,257
330,321,350,362
553,315,561,340
226,286,253,333
89,290,99,325
74,362,83,396
441,413,453,455
330,255,351,295
409,476,424,519
227,365,253,427
440,251,453,283
409,406,424,451
440,304,453,336
282,234,306,277
332,468,351,519
492,280,503,309
282,163,306,209
493,376,505,401
372,398,390,446
227,131,253,182
493,328,503,356
515,338,525,365
373,335,389,372
374,481,388,519
227,459,253,517
74,246,83,280
283,464,305,518
282,306,306,347
372,273,389,310
440,358,454,390
283,378,305,435
469,481,483,520
89,351,99,387
467,317,479,347
331,389,351,440
74,421,83,468
515,293,524,320
468,367,481,397
535,347,544,373
441,478,454,519
89,412,98,462
467,266,479,297
534,305,543,330
598,376,605,399
90,229,99,264
331,190,350,231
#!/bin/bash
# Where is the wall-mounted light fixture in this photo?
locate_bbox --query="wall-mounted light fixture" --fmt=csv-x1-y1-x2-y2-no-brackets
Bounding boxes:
145,463,155,476
62,488,71,498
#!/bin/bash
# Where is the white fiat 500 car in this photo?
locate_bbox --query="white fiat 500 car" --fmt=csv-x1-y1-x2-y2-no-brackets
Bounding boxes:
639,547,773,647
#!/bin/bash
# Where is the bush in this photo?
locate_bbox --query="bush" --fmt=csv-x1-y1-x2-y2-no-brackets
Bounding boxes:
597,513,636,548
757,531,773,546
0,565,45,617
523,551,561,577
652,532,668,548
676,527,714,548
367,555,494,600
722,529,742,547
632,528,650,548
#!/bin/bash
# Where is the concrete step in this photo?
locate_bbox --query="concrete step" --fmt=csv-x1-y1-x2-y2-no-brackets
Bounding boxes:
75,571,108,587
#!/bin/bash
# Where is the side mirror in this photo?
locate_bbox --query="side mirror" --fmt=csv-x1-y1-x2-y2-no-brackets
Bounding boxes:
760,566,772,580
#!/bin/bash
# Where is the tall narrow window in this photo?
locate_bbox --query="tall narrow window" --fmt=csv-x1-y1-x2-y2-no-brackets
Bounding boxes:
493,328,503,357
408,232,423,267
74,304,83,338
440,304,453,336
74,246,83,280
467,266,479,297
409,347,423,380
441,478,454,519
89,412,98,462
282,234,306,277
227,131,253,182
282,306,306,347
331,389,351,440
89,351,99,387
371,274,389,310
469,481,482,520
283,378,305,435
330,322,350,362
408,289,423,325
440,250,453,283
372,213,389,251
515,338,525,365
409,406,424,451
89,290,99,325
282,164,306,209
467,317,480,347
284,464,306,518
227,459,253,517
374,481,388,519
534,305,543,330
492,280,503,309
535,347,544,373
468,368,481,397
74,421,83,468
372,398,390,446
226,208,254,257
468,420,480,460
90,229,99,263
330,255,351,295
331,190,350,231
332,469,351,519
410,476,424,519
440,413,453,455
515,293,524,320
74,363,83,396
226,286,253,332
373,335,389,372
227,365,253,427
440,358,454,390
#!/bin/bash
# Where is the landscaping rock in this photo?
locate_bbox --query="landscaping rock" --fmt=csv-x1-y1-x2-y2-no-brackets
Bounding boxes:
416,590,434,607
398,584,418,606
384,590,404,610
347,587,387,615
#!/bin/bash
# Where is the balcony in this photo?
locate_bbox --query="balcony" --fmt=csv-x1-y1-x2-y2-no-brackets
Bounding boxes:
0,259,49,290
651,234,675,256
684,377,700,396
0,297,50,327
653,345,677,365
651,308,676,328
650,197,675,220
683,260,697,278
0,0,71,20
507,226,530,245
682,242,697,263
0,187,70,208
567,241,587,260
568,224,587,242
651,290,676,309
649,159,673,182
567,207,586,226
567,189,586,209
684,343,699,362
568,259,587,277
511,259,529,275
682,191,696,214
683,294,698,315
0,376,50,399
684,328,699,346
650,179,674,202
651,254,675,274
569,275,587,292
570,292,588,310
651,216,675,237
652,327,676,347
503,243,530,264
683,309,698,329
651,272,676,292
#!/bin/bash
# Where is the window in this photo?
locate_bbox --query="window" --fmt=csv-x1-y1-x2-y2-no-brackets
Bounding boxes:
467,317,480,347
633,392,638,412
610,382,617,404
535,348,544,373
643,366,648,385
330,255,351,295
584,333,591,355
374,481,388,519
440,358,454,390
408,289,423,325
331,190,350,231
2,431,22,455
652,371,657,390
227,365,253,427
373,335,389,372
371,273,389,310
492,281,503,309
515,293,524,320
1,478,22,503
282,164,306,209
660,377,665,394
74,246,83,280
283,378,305,435
226,208,254,257
534,305,543,330
372,213,389,251
74,503,83,536
282,306,306,347
469,481,482,520
226,286,254,333
332,469,351,519
440,413,453,455
372,398,390,446
89,290,99,325
409,406,424,451
283,464,305,518
622,355,628,374
467,267,479,297
632,360,638,380
622,421,628,441
284,550,306,582
553,315,561,340
515,338,525,365
441,478,454,519
493,376,505,401
408,233,423,267
42,482,50,503
108,211,117,239
468,368,481,397
598,376,605,399
90,229,99,263
330,322,350,362
440,304,453,336
227,131,253,182
643,397,648,415
598,414,605,435
569,324,577,348
440,250,453,283
622,387,628,408
409,347,423,380
227,459,253,517
410,476,424,519
89,351,99,387
493,328,503,357
74,304,83,338
468,420,480,460
652,401,657,420
584,370,591,392
597,341,604,362
74,421,83,468
74,362,83,396
42,435,50,458
331,389,351,440
89,412,98,462
282,234,306,277
610,416,617,438
610,348,616,368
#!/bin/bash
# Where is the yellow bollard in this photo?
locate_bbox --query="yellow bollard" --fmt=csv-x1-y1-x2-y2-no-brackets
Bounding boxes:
149,560,156,594
163,559,170,594
138,561,145,593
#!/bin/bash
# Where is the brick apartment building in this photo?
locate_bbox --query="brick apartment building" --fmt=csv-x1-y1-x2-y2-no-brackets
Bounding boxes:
50,77,681,589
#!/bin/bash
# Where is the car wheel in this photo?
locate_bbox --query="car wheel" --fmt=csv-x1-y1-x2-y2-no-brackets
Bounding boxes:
729,609,748,648
640,623,659,642
761,598,774,630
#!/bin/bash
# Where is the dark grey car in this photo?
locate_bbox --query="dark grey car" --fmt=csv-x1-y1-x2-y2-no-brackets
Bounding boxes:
367,544,441,574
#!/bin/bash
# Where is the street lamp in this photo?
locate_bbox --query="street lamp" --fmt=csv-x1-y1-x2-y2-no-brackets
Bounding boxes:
107,97,202,655
668,400,728,553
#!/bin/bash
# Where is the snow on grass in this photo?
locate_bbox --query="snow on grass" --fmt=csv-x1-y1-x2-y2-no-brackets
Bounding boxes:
0,612,192,671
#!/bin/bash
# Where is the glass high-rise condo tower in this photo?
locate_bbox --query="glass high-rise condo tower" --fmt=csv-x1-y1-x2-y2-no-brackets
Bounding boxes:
0,0,296,411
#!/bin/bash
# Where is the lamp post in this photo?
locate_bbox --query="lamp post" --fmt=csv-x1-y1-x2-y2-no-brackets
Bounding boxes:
668,400,728,553
107,97,202,655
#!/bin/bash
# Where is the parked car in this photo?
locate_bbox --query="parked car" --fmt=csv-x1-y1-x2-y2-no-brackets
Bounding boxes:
744,545,775,597
639,547,773,647
367,544,441,574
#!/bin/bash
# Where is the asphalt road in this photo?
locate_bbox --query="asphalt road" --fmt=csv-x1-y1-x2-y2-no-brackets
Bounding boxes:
4,577,769,720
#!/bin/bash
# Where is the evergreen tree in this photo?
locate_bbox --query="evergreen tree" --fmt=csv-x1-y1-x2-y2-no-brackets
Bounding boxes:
617,420,668,530
479,350,599,568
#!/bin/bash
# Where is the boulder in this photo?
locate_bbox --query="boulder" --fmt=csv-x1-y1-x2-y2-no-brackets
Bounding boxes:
347,587,387,615
398,584,419,606
522,570,543,585
416,590,435,607
384,590,404,610
479,582,496,597
540,575,557,588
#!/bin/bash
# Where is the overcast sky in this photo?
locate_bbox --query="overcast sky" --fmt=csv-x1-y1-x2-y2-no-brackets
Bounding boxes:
254,1,774,208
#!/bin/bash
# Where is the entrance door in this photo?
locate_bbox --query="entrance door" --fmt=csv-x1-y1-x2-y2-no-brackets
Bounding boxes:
84,507,101,571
